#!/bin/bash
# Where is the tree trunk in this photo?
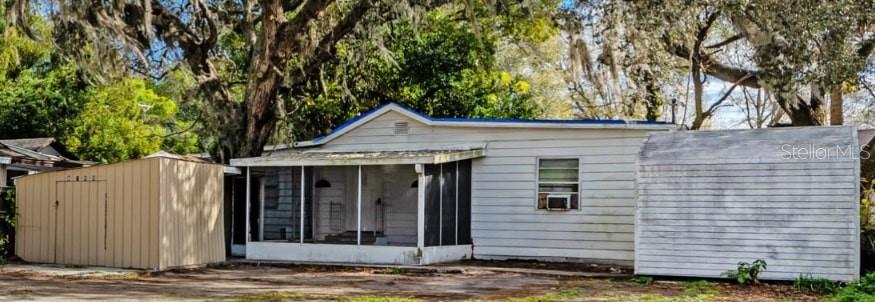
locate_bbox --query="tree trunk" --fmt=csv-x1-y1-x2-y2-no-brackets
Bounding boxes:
690,58,707,130
830,88,844,125
235,0,289,159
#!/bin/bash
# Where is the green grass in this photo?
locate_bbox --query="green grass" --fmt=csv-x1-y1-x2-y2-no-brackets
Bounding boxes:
227,291,315,302
625,294,716,302
227,291,420,302
506,289,582,302
339,295,420,302
682,280,719,297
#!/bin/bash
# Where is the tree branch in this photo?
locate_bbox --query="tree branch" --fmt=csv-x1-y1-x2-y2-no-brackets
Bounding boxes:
705,34,742,49
664,35,762,89
706,73,752,114
296,0,372,81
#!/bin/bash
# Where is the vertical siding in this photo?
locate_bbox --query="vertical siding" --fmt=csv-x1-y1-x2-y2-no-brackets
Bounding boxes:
279,110,664,264
159,158,225,269
636,127,860,281
14,158,162,268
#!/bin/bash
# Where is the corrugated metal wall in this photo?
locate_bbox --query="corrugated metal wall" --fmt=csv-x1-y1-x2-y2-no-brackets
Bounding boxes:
15,157,224,270
160,158,225,268
636,127,860,282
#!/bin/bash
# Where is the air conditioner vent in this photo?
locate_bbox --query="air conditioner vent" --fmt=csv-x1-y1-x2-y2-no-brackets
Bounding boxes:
394,122,409,135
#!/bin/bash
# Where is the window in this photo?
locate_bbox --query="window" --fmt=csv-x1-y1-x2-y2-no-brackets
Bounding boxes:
537,158,579,210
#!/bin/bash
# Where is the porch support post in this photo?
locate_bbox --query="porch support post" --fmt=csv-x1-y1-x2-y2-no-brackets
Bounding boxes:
357,165,362,246
300,166,305,244
415,164,425,249
245,167,251,245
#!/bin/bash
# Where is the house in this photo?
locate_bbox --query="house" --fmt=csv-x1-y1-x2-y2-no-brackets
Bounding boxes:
228,103,676,265
0,138,91,187
636,127,861,282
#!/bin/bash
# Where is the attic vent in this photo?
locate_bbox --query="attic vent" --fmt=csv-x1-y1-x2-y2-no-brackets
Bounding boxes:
394,122,409,135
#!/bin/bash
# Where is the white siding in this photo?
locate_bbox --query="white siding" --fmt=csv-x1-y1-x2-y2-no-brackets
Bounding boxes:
288,110,664,264
636,126,860,281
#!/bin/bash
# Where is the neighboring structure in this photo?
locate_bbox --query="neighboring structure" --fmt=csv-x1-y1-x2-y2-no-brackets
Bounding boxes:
636,127,860,282
15,156,225,270
229,102,676,265
0,138,90,187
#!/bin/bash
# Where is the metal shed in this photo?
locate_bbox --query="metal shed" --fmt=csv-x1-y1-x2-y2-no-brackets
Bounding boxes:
15,156,225,270
636,126,860,282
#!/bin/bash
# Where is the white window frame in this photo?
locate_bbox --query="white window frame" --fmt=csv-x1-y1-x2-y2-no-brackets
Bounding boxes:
535,157,581,211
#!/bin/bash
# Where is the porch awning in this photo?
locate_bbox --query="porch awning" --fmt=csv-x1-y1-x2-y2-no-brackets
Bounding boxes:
230,149,484,167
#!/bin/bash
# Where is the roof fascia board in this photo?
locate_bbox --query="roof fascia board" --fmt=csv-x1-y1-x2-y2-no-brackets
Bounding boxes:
229,149,485,167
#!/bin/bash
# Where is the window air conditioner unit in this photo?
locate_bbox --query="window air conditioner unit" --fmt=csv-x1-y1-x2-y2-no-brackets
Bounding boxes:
546,194,571,211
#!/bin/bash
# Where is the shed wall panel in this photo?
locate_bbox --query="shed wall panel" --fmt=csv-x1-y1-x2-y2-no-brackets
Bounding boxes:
15,159,162,268
159,158,225,269
636,126,860,282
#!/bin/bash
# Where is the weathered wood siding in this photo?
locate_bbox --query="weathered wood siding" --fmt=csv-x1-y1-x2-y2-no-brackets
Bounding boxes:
291,110,667,264
636,127,860,281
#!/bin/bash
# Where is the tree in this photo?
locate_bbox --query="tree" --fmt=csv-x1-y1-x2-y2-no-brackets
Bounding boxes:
65,78,191,163
0,18,88,139
271,5,555,141
9,0,386,162
621,0,875,126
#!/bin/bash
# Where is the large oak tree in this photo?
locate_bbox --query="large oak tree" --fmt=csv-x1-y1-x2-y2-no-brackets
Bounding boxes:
10,0,401,162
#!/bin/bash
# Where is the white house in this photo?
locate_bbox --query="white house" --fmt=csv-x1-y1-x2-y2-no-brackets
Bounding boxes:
228,102,676,265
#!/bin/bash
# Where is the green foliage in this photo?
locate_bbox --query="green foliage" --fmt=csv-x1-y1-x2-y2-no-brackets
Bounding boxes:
794,275,842,295
829,272,875,302
65,78,196,163
282,4,552,141
0,188,16,261
632,276,654,285
0,18,88,140
723,259,767,285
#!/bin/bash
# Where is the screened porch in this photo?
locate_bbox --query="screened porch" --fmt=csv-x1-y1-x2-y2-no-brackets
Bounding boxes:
228,149,480,265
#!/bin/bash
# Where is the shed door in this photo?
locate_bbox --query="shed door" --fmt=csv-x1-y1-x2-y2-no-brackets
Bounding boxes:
54,180,108,266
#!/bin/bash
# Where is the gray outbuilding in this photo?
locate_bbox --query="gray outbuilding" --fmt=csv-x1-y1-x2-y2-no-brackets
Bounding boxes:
636,126,861,281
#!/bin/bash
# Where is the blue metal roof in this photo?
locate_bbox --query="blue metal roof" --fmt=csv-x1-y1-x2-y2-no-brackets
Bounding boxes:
311,102,673,143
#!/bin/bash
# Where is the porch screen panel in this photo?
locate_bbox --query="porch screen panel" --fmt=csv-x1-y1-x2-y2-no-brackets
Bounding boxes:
457,160,472,245
440,163,457,246
423,164,441,246
304,167,314,241
231,176,248,245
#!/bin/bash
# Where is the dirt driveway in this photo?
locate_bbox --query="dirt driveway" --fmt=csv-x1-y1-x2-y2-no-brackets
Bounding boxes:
0,263,823,301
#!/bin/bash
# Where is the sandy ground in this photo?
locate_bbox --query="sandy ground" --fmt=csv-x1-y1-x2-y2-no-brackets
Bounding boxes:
0,263,824,301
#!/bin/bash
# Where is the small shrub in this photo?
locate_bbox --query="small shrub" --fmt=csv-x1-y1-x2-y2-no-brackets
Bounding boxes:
632,276,654,285
829,272,875,302
795,275,841,295
723,259,767,285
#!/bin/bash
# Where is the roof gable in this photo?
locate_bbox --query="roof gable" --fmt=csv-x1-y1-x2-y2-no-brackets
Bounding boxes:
297,102,676,147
